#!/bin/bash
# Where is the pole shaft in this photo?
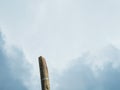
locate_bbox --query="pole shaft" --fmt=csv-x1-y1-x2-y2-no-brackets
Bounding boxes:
38,56,50,90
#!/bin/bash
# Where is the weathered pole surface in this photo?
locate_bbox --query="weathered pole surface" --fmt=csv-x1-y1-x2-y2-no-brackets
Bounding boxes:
38,56,50,90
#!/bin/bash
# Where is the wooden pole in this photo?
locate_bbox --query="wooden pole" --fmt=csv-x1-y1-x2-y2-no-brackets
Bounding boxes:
38,56,50,90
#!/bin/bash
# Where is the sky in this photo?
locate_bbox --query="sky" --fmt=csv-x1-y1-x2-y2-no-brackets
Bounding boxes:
0,0,120,90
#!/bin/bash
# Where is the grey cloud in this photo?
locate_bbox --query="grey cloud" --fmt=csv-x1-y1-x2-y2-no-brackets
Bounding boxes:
0,32,30,90
56,45,120,90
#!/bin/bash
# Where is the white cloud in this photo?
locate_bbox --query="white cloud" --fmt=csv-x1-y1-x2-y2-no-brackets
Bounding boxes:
0,32,40,90
55,45,120,90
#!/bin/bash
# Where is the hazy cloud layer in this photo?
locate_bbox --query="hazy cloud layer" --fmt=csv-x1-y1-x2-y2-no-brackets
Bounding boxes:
1,0,120,73
56,46,120,90
0,0,120,90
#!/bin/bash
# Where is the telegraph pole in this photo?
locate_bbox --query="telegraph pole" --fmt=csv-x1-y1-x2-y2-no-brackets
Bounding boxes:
38,56,50,90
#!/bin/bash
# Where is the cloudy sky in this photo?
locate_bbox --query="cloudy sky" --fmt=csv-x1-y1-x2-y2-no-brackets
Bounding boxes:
0,0,120,90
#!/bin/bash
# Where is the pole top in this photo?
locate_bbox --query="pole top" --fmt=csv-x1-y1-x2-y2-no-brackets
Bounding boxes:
38,56,47,66
39,56,45,60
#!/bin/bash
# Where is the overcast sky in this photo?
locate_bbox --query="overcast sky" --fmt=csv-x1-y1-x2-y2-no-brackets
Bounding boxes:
0,0,120,90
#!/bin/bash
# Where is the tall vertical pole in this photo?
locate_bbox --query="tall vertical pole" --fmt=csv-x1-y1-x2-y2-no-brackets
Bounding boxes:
38,56,50,90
